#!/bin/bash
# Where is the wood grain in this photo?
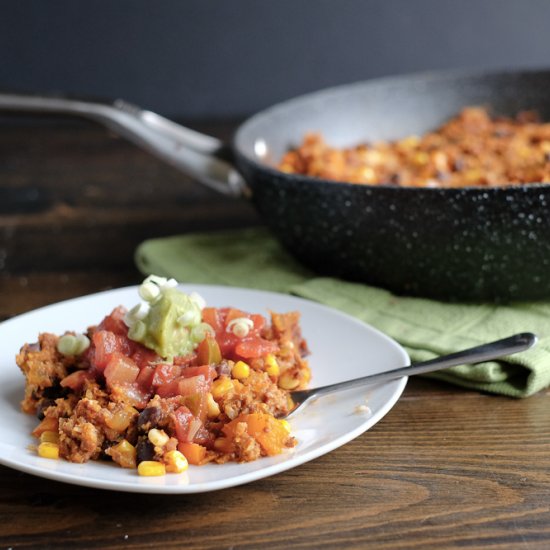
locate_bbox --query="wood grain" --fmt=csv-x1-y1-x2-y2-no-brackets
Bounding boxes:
1,119,550,549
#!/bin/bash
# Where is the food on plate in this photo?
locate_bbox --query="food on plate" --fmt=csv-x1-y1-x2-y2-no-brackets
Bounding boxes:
279,107,550,187
17,276,310,475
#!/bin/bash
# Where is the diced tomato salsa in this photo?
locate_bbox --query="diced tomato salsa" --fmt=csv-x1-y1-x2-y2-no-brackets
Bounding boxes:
203,307,277,360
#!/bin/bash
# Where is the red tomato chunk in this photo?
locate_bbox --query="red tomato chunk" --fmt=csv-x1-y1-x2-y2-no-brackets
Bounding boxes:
104,352,140,386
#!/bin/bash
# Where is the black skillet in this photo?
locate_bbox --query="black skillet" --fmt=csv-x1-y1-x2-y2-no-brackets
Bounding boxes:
2,68,550,302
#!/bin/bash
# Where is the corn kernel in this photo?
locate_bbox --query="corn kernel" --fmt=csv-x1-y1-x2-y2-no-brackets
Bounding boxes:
214,438,229,451
279,419,291,433
278,372,300,390
464,169,483,184
399,135,420,149
105,406,136,432
109,439,137,469
164,450,189,473
232,361,250,380
148,428,169,448
363,150,384,165
206,393,221,418
265,354,280,377
279,163,294,173
38,442,59,459
211,377,234,399
138,460,166,476
40,430,59,444
413,152,429,165
358,166,376,182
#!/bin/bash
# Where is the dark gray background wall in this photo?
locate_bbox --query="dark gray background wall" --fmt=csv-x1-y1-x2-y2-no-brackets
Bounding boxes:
2,0,549,119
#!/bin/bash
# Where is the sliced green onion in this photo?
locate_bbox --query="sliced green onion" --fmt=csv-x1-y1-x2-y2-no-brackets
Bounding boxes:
144,275,168,286
128,320,147,341
139,281,161,302
227,317,254,338
178,309,200,327
74,333,91,354
57,333,90,356
189,292,206,310
161,278,178,290
57,334,77,355
124,302,150,327
190,323,214,344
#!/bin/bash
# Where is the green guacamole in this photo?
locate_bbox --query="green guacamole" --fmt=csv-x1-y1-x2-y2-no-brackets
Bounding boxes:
128,288,206,359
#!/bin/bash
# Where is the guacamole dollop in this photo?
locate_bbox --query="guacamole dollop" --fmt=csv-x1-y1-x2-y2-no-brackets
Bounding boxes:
127,280,209,359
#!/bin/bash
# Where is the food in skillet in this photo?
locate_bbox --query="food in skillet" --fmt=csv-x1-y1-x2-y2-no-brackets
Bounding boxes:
279,107,550,187
17,276,310,476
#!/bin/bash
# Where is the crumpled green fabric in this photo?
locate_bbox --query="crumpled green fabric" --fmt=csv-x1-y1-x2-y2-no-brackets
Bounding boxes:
135,227,550,397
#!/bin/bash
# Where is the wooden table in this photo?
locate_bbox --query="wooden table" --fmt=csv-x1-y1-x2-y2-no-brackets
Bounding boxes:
1,119,549,549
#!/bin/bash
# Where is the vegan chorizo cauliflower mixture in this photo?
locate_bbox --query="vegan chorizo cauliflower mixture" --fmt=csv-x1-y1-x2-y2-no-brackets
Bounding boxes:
17,276,310,476
280,107,550,187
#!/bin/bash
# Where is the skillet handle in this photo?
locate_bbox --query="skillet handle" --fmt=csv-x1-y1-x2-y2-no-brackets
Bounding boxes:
0,92,247,197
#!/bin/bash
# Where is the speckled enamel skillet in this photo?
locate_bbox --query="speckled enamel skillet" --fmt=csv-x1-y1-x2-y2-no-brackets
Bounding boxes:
3,68,550,301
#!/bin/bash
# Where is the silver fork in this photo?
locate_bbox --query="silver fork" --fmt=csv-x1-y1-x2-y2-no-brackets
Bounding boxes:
283,332,537,418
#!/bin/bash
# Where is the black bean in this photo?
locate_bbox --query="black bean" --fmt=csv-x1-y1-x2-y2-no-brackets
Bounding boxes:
137,406,162,432
42,383,68,400
493,128,511,138
36,398,55,420
215,360,232,378
136,438,156,463
388,173,401,186
453,158,465,171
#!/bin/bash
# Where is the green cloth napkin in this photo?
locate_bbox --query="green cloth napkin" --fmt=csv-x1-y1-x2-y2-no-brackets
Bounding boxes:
135,228,550,398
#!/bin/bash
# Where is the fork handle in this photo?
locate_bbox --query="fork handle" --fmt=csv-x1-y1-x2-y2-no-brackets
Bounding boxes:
299,332,537,399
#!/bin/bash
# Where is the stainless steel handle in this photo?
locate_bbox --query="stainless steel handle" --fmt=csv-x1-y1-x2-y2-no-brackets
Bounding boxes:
0,92,247,196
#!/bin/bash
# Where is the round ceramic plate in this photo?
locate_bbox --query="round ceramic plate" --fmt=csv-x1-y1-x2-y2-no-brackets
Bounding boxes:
0,284,408,493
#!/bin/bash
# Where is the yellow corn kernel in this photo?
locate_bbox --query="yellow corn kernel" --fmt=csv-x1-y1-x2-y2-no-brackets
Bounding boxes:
279,163,295,174
363,150,384,165
413,152,429,166
232,360,250,380
278,372,300,390
279,419,291,433
432,151,449,172
105,406,137,432
264,354,280,377
138,460,166,477
109,439,137,469
148,428,169,448
214,437,229,451
206,393,221,418
38,442,59,459
399,135,420,149
211,377,234,399
164,450,189,473
357,166,376,183
40,430,59,444
464,169,483,184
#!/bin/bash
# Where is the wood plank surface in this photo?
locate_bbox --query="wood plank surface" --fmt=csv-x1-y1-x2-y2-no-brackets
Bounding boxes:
1,119,549,549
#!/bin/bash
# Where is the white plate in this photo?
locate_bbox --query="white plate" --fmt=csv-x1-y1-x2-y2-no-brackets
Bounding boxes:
0,284,408,494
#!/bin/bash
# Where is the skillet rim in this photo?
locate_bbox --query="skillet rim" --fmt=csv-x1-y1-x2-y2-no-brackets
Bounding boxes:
233,66,550,193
